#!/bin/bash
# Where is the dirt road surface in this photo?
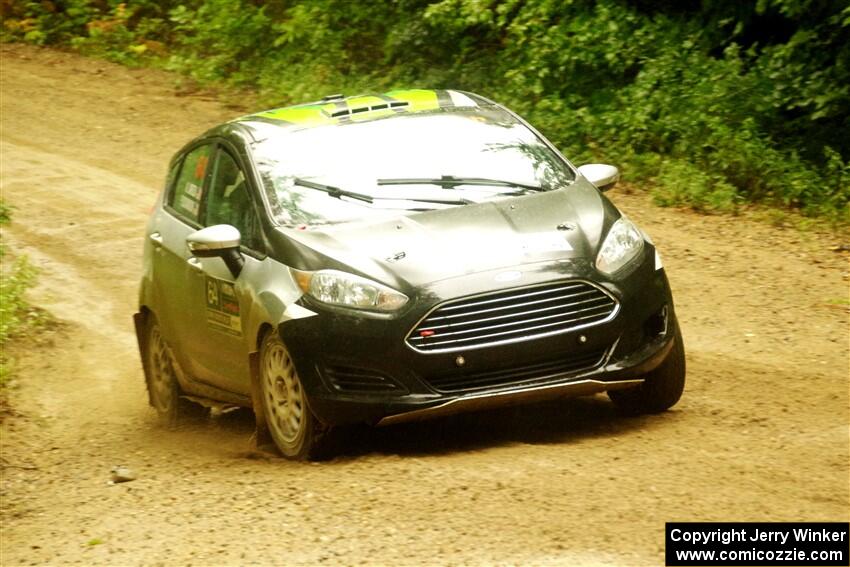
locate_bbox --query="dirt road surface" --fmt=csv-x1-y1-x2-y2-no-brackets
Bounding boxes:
1,44,848,566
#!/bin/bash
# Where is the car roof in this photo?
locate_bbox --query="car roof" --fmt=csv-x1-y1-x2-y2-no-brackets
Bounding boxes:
231,89,496,133
176,89,502,162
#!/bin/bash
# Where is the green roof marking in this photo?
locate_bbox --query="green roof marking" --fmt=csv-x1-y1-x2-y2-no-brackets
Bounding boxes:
243,89,459,129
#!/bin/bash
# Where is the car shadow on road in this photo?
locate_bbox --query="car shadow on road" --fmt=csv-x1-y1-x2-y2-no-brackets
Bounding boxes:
177,394,681,461
329,394,682,461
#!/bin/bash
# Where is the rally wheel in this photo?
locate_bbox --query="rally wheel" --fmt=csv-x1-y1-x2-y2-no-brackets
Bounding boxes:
144,315,183,425
259,331,328,460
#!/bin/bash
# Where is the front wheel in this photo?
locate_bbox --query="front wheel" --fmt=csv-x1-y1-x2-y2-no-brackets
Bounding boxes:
259,331,328,460
608,323,686,414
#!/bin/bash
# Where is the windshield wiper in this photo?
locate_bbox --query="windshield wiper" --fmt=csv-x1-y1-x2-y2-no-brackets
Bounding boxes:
293,178,374,203
394,196,474,206
293,177,472,206
377,175,544,193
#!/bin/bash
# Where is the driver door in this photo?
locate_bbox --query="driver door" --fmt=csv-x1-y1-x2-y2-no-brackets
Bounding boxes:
180,144,265,395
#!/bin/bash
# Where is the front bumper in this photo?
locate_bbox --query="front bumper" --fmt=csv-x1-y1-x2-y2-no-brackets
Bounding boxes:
280,252,677,426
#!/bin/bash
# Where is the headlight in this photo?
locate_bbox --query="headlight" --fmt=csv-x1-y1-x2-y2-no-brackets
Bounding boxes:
596,217,645,274
292,269,408,312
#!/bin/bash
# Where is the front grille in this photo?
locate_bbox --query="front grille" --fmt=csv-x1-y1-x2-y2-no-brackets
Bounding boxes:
425,348,608,392
322,364,403,394
406,281,618,352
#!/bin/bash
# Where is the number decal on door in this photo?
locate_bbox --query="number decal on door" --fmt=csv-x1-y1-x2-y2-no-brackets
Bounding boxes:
205,276,242,337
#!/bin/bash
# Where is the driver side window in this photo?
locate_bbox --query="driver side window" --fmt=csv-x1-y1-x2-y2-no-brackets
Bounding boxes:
203,149,263,253
169,144,212,224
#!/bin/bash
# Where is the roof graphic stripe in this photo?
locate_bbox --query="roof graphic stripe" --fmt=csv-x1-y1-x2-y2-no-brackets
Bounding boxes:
237,89,487,130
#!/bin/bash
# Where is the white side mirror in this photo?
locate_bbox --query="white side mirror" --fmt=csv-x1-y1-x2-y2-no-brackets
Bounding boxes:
186,224,243,278
577,164,620,191
186,224,241,253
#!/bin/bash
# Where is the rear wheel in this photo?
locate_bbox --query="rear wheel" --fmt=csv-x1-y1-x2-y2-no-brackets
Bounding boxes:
144,315,182,425
608,323,686,414
259,331,328,460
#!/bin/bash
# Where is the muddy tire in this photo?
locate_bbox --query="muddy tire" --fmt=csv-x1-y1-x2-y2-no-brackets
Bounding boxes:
258,331,328,460
143,315,184,426
608,323,686,415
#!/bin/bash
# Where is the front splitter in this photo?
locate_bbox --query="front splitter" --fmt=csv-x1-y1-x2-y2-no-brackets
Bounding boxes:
376,377,644,426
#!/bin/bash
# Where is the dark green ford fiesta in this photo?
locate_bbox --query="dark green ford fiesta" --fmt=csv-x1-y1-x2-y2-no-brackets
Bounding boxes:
134,89,685,459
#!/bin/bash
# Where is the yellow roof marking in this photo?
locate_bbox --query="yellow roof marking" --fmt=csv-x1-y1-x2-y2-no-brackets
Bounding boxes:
246,90,449,127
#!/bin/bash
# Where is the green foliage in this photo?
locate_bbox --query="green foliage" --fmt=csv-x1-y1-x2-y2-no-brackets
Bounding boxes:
0,255,37,345
652,160,740,213
2,0,848,222
0,201,12,225
0,201,40,385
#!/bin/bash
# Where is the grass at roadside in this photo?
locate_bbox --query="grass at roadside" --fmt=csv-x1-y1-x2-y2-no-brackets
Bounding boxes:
0,201,45,389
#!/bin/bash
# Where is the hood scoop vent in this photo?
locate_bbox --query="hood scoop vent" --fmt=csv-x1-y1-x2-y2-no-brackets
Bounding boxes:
328,101,409,118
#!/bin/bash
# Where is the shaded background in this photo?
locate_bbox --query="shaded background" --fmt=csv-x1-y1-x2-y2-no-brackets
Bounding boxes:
1,0,849,222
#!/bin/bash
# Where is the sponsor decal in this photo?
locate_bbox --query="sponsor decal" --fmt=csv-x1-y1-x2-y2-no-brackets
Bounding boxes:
521,232,573,252
184,181,202,199
205,276,242,337
177,194,199,216
194,154,209,179
494,270,522,282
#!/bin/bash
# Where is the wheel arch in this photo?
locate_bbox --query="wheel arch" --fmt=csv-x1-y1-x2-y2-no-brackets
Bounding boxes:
248,322,275,450
133,306,155,406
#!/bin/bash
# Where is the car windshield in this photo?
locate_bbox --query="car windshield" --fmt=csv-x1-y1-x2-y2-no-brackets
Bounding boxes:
249,107,576,227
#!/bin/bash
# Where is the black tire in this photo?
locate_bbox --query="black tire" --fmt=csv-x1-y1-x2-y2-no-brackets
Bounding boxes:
143,314,183,426
608,323,686,415
258,331,329,460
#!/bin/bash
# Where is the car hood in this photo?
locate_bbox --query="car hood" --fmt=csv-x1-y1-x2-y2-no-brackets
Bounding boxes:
279,180,617,289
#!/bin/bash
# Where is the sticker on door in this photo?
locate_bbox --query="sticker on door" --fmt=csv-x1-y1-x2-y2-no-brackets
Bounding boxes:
205,276,242,337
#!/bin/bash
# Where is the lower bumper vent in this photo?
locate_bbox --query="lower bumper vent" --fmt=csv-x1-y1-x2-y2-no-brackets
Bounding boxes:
322,364,403,394
424,347,608,393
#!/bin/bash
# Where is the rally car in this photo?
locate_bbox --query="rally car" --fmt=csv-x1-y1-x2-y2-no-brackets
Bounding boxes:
134,89,685,459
